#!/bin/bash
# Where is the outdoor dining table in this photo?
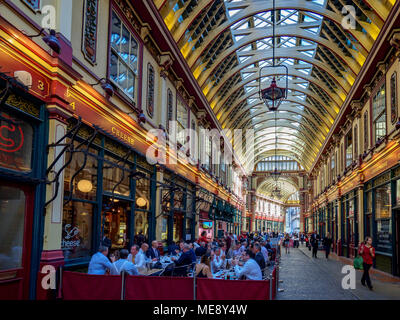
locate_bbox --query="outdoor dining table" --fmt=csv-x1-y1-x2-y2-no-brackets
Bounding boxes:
212,269,238,280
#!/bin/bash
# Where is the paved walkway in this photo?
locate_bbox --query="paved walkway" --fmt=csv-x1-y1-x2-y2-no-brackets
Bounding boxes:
276,244,400,300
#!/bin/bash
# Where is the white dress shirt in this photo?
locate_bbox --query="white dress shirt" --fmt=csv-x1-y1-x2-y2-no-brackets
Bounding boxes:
132,249,147,273
211,254,227,273
234,258,262,280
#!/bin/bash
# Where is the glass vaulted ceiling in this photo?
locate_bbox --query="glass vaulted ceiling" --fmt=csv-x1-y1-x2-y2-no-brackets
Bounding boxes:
158,0,393,198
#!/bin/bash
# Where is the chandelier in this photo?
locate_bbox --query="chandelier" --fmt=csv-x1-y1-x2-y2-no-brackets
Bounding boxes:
258,0,288,111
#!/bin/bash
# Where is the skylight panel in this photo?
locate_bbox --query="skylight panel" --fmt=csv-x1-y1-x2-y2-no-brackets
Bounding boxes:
228,9,241,18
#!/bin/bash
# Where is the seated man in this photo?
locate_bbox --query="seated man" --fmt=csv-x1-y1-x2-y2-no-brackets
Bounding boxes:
265,239,273,253
111,249,139,276
231,249,262,280
172,243,194,276
88,245,115,275
127,244,139,264
188,243,197,262
211,247,226,273
195,242,207,257
252,243,266,270
146,240,161,261
168,241,179,255
135,243,149,273
260,241,270,263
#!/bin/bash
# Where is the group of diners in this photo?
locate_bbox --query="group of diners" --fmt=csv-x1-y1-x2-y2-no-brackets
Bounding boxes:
87,231,276,281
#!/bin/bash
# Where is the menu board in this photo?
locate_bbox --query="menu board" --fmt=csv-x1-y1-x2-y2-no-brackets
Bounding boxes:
376,219,392,253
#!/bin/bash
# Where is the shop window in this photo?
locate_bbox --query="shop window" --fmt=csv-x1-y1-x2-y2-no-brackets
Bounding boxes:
341,143,345,172
354,125,358,159
0,186,25,270
397,179,400,206
109,11,138,101
64,142,98,201
62,201,93,260
376,219,392,253
363,111,369,152
135,170,150,211
372,84,386,143
146,63,155,118
0,112,33,173
102,196,131,250
166,89,173,133
375,183,391,220
345,131,352,168
191,120,196,159
134,211,148,241
204,136,212,170
161,216,168,243
102,154,130,197
366,190,372,214
176,96,188,147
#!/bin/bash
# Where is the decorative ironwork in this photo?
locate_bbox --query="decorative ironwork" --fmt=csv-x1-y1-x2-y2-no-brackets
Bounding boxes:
390,72,397,124
0,72,29,123
147,63,155,118
82,0,99,64
44,117,84,209
6,94,39,117
166,89,173,133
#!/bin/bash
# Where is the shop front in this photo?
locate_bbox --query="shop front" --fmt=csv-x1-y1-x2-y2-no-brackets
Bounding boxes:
364,167,400,275
0,79,47,299
60,122,156,267
327,200,338,253
161,171,196,245
196,187,214,242
340,189,358,258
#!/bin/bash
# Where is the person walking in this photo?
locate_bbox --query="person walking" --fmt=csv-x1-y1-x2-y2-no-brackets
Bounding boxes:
284,233,290,254
311,232,318,258
322,233,333,259
359,236,375,290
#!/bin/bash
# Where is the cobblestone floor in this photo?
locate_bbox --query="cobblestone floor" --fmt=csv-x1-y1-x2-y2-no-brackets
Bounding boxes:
276,244,400,300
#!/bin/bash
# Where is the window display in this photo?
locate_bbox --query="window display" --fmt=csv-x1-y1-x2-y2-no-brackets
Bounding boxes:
64,141,98,201
102,154,130,197
62,201,93,260
0,185,25,271
375,183,391,220
102,197,130,250
0,112,33,172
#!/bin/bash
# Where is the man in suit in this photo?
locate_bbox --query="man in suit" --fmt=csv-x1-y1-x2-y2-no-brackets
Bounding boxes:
172,243,194,276
168,241,180,255
146,240,161,260
252,243,266,270
195,241,207,256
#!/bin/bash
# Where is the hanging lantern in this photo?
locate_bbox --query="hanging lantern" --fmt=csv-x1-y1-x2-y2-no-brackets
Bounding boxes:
258,0,288,111
77,179,93,193
136,197,147,207
260,77,287,111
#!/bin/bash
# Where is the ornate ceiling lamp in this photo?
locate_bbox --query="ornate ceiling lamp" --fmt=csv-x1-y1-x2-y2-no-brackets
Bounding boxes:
259,0,288,112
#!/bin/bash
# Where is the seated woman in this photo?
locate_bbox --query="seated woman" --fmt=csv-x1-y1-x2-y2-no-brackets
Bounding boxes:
195,254,213,278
